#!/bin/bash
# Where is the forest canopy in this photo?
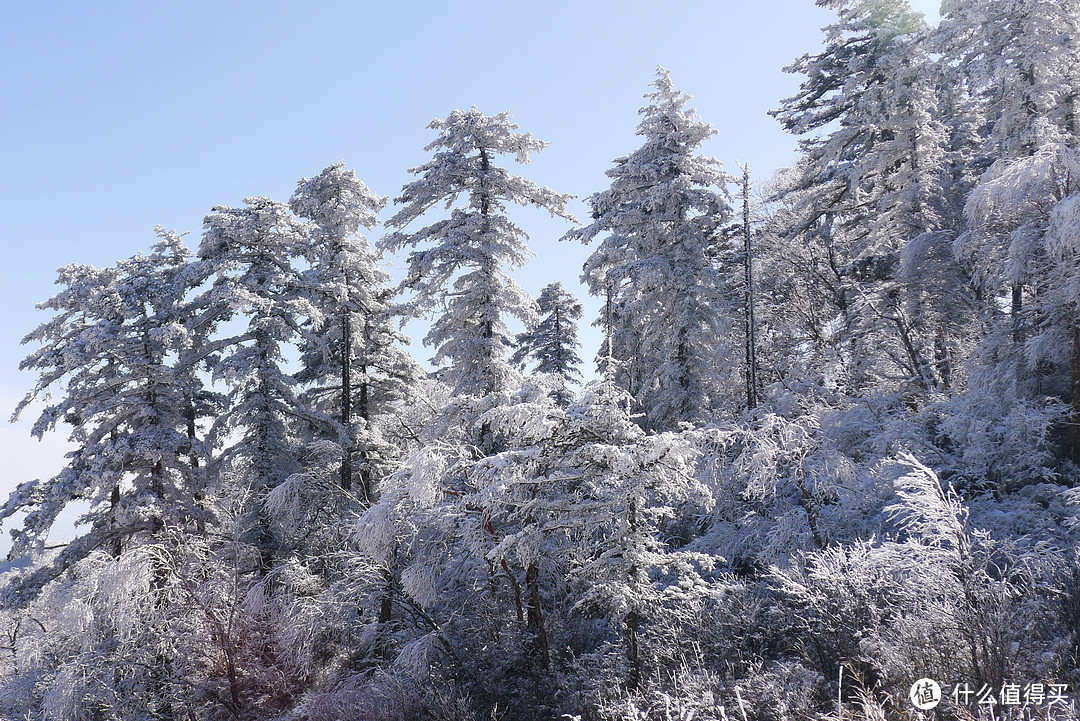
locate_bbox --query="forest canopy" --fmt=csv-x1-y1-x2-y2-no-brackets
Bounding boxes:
2,2,1080,720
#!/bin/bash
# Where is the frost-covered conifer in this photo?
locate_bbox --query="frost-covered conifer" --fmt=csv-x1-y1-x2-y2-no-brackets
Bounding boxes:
354,378,564,687
937,0,1080,161
4,231,202,599
771,0,963,395
957,145,1080,456
290,163,417,500
509,281,582,405
478,380,719,692
382,108,574,402
555,380,715,691
942,0,1080,411
197,197,315,567
698,411,857,566
774,0,944,236
566,68,735,430
359,375,717,696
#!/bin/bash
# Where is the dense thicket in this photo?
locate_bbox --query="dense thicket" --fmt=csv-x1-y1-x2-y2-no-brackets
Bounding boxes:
3,3,1080,719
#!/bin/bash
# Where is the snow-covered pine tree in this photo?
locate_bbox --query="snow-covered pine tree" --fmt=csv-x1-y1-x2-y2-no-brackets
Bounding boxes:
289,162,417,501
959,145,1080,456
565,67,735,431
3,230,203,602
196,196,316,568
509,281,583,405
937,0,1080,162
370,115,576,658
354,378,566,695
225,167,427,706
555,380,715,692
2,234,211,719
341,125,584,663
770,0,961,396
363,375,717,697
942,0,1080,407
772,0,944,239
382,109,575,410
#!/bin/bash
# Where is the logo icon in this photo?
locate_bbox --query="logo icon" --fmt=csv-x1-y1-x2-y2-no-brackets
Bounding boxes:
910,678,942,710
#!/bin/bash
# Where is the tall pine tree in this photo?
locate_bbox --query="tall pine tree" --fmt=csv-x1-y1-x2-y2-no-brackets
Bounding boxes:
290,162,417,501
382,109,574,409
196,197,314,569
4,231,203,601
566,68,735,430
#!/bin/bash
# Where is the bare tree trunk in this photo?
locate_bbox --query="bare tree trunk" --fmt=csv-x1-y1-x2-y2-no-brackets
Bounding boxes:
1012,283,1023,343
626,496,642,691
525,561,550,670
486,520,524,625
1070,324,1080,458
340,310,353,492
375,567,395,660
109,481,122,558
501,557,525,624
742,163,758,411
626,608,641,692
357,362,372,504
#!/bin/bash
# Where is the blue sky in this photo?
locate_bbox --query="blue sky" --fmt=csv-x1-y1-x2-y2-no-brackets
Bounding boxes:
0,1,940,539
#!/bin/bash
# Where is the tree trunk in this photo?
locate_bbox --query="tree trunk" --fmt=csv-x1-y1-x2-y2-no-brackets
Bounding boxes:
340,310,353,492
742,163,758,411
183,394,206,529
625,496,642,691
626,608,641,692
525,561,550,670
1012,283,1023,343
109,481,122,558
934,327,952,392
1070,324,1080,458
375,567,395,660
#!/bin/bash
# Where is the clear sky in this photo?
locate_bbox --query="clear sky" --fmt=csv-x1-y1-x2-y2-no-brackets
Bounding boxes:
0,1,941,543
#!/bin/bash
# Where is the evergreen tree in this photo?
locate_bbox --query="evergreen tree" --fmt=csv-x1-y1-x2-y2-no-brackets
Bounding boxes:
942,0,1080,407
290,162,417,501
551,380,715,692
509,281,583,405
937,0,1080,161
961,144,1080,448
3,231,202,599
196,196,314,568
382,108,574,404
566,67,735,430
770,0,961,396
